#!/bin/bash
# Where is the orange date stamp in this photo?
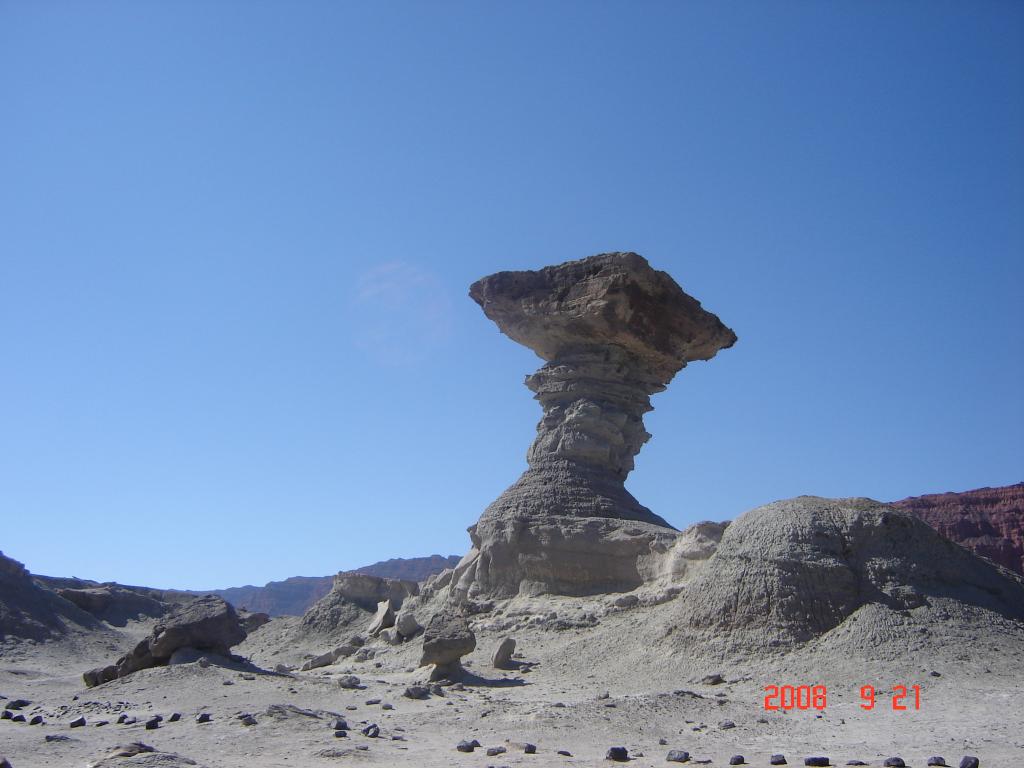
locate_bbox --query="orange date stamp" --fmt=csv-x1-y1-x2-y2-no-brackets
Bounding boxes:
763,684,922,711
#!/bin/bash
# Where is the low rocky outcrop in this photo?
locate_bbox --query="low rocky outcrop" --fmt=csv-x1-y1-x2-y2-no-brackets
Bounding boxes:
56,585,168,627
462,252,736,598
0,551,101,641
203,555,458,617
84,595,246,686
889,482,1023,575
301,572,418,635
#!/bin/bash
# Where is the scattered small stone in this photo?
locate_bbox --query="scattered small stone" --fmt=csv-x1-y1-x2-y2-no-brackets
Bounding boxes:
804,759,830,767
45,734,71,742
884,759,906,767
240,673,255,680
930,670,942,677
365,698,381,705
121,716,137,725
771,757,788,766
29,715,43,725
4,700,29,710
606,746,629,761
456,739,479,753
381,703,394,710
361,723,379,738
94,720,109,727
330,718,349,730
719,720,736,729
117,714,129,724
240,714,257,726
524,743,537,754
487,746,508,756
401,685,425,701
701,673,725,685
222,680,234,686
168,713,181,722
356,745,368,751
334,730,348,738
196,713,212,724
144,717,160,730
959,759,979,768
730,757,745,766
338,675,361,689
927,759,948,767
0,711,9,720
667,750,690,763
346,705,358,711
613,593,639,608
69,716,86,728
10,715,25,723
846,763,867,767
557,751,572,757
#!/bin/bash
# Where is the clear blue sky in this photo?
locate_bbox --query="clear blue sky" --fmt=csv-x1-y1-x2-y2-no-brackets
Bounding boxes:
2,1,1021,590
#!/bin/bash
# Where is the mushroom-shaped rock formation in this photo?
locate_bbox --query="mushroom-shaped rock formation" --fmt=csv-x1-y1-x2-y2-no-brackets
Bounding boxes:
461,252,736,597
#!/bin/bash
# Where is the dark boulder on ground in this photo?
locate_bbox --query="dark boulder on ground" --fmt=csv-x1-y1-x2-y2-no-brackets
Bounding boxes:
84,595,246,687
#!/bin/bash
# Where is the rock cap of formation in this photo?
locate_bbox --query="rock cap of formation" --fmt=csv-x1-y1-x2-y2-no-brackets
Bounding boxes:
461,252,736,597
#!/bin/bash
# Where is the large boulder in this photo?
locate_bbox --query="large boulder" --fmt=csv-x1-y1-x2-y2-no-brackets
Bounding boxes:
367,599,396,636
84,595,245,686
419,608,476,679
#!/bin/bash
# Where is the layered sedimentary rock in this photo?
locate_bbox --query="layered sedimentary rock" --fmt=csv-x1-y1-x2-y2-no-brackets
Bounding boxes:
889,483,1024,576
462,252,736,597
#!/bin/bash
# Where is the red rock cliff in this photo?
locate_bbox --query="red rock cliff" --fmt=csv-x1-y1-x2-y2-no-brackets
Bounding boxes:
889,483,1024,575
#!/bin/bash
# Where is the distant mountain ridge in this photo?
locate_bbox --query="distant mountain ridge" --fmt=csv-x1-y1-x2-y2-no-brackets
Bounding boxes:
889,482,1023,575
205,554,461,616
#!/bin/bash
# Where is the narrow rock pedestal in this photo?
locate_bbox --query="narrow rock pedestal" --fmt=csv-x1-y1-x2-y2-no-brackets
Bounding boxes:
460,252,736,597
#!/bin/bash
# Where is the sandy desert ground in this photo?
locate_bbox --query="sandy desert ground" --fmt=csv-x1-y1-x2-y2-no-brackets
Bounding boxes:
2,581,1022,767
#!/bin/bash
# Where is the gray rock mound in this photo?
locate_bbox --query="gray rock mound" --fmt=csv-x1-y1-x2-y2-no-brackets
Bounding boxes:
672,496,1024,654
84,595,246,686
